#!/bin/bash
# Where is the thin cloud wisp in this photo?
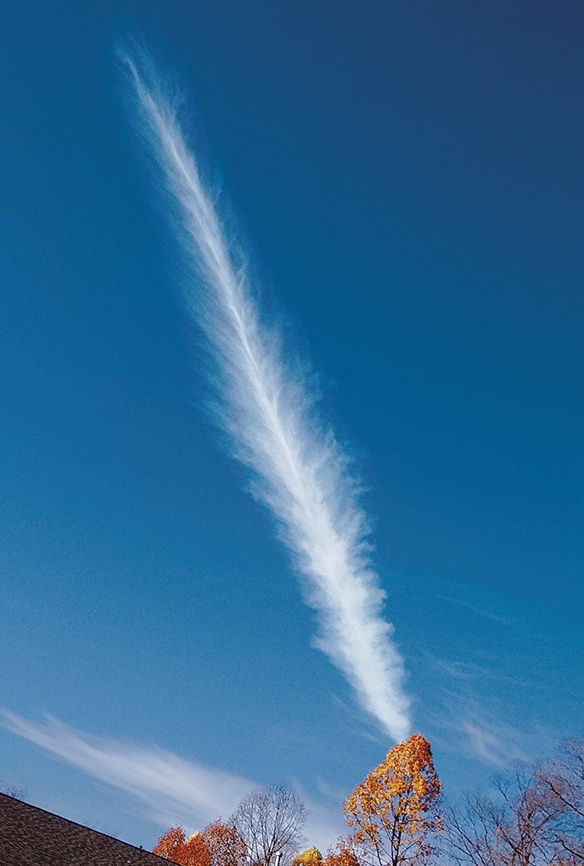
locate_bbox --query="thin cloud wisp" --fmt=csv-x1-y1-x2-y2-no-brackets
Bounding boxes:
0,709,343,849
121,46,410,740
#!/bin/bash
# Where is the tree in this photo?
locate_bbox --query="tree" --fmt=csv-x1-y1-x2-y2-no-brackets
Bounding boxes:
0,780,25,800
204,820,248,866
340,733,441,866
445,773,562,866
233,785,306,866
153,822,246,866
539,739,584,864
445,740,584,866
292,848,323,866
153,827,212,866
322,839,360,866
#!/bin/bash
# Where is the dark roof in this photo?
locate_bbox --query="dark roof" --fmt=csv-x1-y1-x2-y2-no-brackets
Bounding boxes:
0,792,169,866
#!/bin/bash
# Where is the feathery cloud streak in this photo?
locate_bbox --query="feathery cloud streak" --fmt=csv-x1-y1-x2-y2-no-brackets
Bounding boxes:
0,709,343,848
460,716,530,769
0,709,251,828
122,48,410,739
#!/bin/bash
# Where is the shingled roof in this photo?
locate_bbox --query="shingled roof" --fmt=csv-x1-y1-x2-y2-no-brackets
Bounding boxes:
0,792,170,866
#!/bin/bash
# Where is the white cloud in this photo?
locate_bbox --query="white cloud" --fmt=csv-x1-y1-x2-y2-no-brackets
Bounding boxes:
461,716,529,768
1,709,341,849
120,44,410,740
435,594,510,625
1,709,250,828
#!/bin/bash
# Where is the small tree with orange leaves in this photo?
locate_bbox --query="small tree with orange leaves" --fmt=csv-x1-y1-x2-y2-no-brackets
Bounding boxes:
323,840,360,866
341,733,441,866
153,827,212,866
204,820,247,866
153,821,246,866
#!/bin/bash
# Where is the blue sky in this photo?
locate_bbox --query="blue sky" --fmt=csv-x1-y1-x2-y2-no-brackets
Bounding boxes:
1,0,582,851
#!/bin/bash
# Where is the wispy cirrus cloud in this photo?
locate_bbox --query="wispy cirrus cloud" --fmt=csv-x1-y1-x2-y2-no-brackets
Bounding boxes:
120,44,410,740
435,594,510,626
461,716,530,768
1,709,342,848
1,708,250,828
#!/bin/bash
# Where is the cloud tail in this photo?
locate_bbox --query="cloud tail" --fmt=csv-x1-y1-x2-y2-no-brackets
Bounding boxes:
122,46,410,740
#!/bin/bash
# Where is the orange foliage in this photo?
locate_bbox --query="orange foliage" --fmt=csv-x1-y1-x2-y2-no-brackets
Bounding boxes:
153,827,187,862
153,827,211,866
323,840,359,866
342,733,441,866
153,821,246,866
203,820,247,866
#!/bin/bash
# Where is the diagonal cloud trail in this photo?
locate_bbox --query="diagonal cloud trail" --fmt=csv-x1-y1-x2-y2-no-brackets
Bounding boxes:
0,709,343,847
122,47,410,740
0,709,251,828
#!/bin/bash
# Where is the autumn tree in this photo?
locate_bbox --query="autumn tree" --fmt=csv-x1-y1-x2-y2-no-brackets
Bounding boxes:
233,785,306,866
292,848,323,866
153,827,212,866
204,820,248,866
339,733,441,866
322,839,360,866
153,821,246,866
